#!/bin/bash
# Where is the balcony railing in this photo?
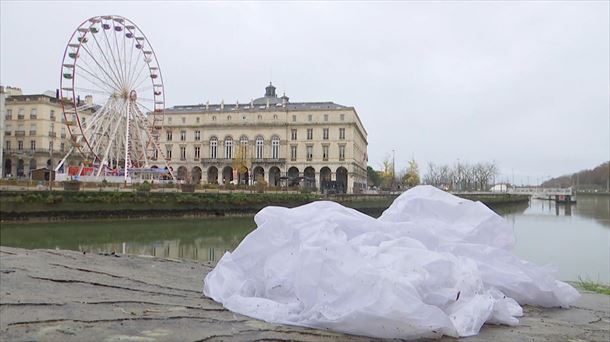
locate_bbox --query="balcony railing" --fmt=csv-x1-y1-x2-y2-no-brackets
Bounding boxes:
61,134,66,139
48,132,57,138
29,130,37,136
14,130,25,137
201,158,286,165
5,131,11,136
30,115,37,119
4,115,12,120
17,115,24,120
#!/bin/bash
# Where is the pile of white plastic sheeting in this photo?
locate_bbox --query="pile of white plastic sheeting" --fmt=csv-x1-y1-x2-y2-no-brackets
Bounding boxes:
203,185,579,339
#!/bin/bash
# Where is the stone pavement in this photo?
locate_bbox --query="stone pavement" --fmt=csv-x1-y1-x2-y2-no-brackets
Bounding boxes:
1,246,608,341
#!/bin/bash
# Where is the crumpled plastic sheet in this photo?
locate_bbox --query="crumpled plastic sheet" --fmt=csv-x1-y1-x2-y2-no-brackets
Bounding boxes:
203,185,580,339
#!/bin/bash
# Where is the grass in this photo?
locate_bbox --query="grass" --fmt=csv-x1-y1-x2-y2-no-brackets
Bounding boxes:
577,277,610,295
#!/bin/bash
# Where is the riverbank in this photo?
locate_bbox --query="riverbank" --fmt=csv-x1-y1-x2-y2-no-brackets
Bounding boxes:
0,190,529,222
0,246,607,341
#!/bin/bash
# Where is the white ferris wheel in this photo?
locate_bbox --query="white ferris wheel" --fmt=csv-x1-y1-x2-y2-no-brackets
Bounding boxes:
55,15,174,181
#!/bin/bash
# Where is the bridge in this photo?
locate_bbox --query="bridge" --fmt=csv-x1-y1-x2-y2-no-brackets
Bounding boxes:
507,187,575,203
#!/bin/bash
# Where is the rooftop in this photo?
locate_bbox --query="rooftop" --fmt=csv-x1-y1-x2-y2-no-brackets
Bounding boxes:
166,83,350,113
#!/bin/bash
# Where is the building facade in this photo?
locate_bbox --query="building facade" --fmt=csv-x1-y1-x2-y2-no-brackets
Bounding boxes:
1,84,369,193
159,83,368,193
1,87,88,178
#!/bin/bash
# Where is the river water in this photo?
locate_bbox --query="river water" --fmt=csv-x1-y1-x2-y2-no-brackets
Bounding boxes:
1,194,608,283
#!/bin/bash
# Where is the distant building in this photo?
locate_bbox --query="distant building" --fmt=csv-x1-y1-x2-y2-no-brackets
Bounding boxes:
160,83,368,193
1,87,90,178
2,83,369,193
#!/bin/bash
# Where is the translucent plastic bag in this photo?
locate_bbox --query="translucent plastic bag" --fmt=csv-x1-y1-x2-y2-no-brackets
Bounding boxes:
204,186,579,339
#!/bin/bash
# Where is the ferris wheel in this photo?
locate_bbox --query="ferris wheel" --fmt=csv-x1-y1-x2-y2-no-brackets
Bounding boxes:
55,15,174,181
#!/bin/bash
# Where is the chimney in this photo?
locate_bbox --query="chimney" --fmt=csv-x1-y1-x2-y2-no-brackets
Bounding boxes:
205,101,209,110
220,100,224,110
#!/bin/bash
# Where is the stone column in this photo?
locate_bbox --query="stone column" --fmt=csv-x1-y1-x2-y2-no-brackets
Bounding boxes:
217,167,222,185
202,167,208,185
347,172,354,194
315,171,321,191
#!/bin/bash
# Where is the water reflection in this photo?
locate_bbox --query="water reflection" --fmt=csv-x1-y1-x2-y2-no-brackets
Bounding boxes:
505,195,609,283
1,217,256,263
1,195,608,280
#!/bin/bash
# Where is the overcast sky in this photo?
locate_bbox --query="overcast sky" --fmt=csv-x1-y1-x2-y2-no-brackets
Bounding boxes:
1,1,608,184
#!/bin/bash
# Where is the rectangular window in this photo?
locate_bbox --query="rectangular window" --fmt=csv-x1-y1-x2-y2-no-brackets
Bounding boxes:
5,141,11,150
18,108,24,120
180,146,186,160
60,142,65,152
291,129,297,140
225,139,233,159
30,140,36,150
322,145,329,161
306,145,313,161
210,140,218,159
292,115,296,122
271,139,279,159
339,145,345,160
166,147,172,159
153,149,158,160
340,114,345,121
196,117,200,123
308,114,312,122
180,130,186,141
323,128,329,140
324,114,328,122
5,109,12,120
50,110,55,120
18,141,23,150
181,117,186,123
30,108,37,119
290,145,297,161
256,139,264,159
307,128,313,140
166,131,173,141
194,146,201,159
194,130,201,141
339,128,345,140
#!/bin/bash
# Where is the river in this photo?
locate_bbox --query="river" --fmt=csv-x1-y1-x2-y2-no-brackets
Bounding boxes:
1,194,608,283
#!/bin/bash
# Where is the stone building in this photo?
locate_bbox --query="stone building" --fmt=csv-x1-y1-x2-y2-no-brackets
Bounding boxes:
1,87,89,178
159,83,368,193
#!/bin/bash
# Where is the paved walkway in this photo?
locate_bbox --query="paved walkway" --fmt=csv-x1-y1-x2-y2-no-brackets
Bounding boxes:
1,246,608,341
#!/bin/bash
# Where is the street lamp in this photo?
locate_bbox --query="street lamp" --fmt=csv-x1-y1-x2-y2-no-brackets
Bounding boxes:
392,149,395,190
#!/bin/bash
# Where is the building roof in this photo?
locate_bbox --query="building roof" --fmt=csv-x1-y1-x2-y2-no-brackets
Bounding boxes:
166,101,349,113
5,93,59,104
165,83,350,113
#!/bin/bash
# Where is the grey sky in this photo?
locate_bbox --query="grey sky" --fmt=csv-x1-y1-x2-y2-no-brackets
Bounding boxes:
1,1,608,184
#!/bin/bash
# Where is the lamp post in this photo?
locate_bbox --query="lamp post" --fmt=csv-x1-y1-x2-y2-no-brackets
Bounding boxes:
392,149,395,191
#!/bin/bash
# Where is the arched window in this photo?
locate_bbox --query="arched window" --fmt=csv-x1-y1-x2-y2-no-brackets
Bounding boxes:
271,136,280,159
255,136,264,159
210,137,218,159
224,137,233,159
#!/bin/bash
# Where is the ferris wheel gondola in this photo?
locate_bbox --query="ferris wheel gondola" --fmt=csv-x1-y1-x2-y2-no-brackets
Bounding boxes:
55,15,174,181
